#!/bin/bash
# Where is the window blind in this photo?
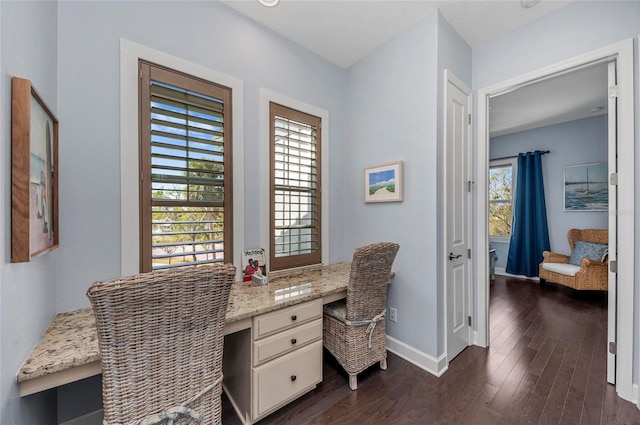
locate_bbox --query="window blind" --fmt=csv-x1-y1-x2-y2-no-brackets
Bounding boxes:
140,63,232,271
270,103,321,270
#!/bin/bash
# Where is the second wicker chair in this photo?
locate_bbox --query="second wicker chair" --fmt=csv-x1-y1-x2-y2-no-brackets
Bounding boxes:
87,263,236,425
323,242,399,390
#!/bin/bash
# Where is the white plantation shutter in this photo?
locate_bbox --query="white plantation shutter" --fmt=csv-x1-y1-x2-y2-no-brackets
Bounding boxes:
270,103,321,271
140,62,232,271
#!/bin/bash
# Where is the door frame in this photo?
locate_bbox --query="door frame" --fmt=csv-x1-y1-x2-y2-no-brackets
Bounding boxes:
474,38,634,401
443,69,473,365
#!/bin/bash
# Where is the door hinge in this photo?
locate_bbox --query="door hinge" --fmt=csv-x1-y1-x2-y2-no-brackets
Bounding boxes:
468,316,472,327
608,85,619,98
139,69,143,79
468,181,473,192
468,114,471,125
610,260,617,273
468,249,471,259
609,341,617,355
610,173,618,185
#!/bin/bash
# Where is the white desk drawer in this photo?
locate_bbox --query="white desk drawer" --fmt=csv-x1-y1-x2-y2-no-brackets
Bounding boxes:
253,319,322,366
252,340,322,418
253,298,322,340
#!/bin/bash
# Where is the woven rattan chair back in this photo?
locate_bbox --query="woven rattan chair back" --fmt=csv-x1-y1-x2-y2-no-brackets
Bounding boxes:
87,263,236,425
346,242,399,323
568,228,608,251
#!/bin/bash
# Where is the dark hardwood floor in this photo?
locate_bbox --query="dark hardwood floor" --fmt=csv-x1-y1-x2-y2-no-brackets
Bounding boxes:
222,275,640,424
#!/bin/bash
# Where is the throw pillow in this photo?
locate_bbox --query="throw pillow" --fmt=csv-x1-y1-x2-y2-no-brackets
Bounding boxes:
568,241,608,266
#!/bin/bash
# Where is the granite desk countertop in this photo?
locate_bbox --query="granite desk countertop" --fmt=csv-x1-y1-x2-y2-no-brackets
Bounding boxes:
17,262,351,386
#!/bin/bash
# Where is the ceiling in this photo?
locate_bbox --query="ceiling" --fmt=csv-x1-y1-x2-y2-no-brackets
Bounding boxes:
489,62,609,137
221,0,606,136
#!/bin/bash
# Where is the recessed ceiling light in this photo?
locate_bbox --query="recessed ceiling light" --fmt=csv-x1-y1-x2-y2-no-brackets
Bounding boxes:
521,0,540,8
258,0,279,7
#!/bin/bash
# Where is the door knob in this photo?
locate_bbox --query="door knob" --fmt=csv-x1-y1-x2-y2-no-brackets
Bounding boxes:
449,252,462,261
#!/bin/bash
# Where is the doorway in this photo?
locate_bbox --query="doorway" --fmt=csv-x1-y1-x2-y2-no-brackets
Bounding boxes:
474,39,635,401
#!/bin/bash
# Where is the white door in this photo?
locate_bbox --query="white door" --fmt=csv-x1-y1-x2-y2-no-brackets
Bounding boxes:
445,71,471,362
606,60,617,384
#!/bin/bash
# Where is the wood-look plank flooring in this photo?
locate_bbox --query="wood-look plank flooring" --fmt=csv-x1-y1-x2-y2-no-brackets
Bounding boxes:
222,275,640,424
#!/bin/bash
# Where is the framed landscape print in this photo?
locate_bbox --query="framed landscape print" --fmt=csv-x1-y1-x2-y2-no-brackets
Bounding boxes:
563,162,608,211
364,161,403,203
11,77,59,262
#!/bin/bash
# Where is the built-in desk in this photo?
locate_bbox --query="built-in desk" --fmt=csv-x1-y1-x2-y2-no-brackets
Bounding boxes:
17,262,351,405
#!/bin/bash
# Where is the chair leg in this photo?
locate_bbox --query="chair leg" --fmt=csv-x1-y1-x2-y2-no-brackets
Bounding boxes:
349,374,358,391
380,358,387,370
539,278,546,286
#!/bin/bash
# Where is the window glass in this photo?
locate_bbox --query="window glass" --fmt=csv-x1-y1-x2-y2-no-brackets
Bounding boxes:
489,163,513,238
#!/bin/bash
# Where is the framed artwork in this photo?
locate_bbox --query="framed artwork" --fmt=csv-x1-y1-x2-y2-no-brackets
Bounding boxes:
563,162,608,211
364,161,403,203
11,77,59,262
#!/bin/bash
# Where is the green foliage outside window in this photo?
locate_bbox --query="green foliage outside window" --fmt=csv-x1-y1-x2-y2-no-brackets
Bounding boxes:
489,165,513,237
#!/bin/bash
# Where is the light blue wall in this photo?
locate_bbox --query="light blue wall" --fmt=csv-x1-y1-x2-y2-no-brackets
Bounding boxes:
490,115,608,270
344,10,471,358
473,1,640,90
345,10,439,357
0,2,59,424
56,0,348,312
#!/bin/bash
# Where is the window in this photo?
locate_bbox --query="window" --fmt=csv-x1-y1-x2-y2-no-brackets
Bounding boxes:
489,160,515,239
270,103,321,271
139,62,232,271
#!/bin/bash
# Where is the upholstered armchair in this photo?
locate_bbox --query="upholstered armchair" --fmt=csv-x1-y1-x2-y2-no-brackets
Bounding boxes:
539,228,608,291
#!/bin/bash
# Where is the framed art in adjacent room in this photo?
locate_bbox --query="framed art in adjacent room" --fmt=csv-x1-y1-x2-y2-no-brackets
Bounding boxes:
364,161,403,203
11,77,59,262
563,162,608,211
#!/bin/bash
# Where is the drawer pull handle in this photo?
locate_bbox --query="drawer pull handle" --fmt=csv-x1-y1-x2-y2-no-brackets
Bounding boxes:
291,315,297,321
290,375,297,382
291,338,297,344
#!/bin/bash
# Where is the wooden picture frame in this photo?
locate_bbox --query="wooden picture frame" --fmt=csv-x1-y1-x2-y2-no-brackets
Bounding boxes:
11,77,59,262
364,161,404,203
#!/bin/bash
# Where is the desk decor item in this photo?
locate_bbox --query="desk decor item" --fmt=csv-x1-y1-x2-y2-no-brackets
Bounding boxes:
563,163,608,211
364,161,403,203
11,77,59,262
242,248,267,283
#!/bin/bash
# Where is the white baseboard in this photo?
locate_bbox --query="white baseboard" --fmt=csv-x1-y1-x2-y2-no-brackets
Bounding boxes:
59,410,103,425
386,336,447,377
495,267,539,281
472,330,488,348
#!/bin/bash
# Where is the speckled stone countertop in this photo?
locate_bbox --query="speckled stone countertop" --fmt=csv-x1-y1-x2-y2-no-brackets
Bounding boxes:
17,262,351,384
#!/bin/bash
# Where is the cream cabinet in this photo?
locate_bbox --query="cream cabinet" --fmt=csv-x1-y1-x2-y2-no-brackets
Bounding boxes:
223,298,323,424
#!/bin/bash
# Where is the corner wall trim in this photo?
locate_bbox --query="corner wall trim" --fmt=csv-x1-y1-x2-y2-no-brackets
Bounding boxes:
386,336,447,377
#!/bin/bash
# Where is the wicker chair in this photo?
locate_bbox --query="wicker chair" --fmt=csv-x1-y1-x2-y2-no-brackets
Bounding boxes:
539,229,608,291
323,242,399,390
87,263,236,425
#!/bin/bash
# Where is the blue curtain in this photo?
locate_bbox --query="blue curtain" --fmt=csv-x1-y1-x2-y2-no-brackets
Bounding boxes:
506,151,550,277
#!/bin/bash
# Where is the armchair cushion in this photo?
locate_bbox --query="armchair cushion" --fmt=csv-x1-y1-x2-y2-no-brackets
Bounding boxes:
541,262,581,277
568,241,608,266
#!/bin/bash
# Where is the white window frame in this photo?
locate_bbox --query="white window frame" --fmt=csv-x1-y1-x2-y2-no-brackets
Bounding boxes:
120,39,245,280
259,89,329,270
488,158,516,244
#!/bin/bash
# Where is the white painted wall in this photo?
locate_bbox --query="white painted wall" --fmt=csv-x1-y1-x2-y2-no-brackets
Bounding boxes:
490,115,609,269
0,2,58,423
